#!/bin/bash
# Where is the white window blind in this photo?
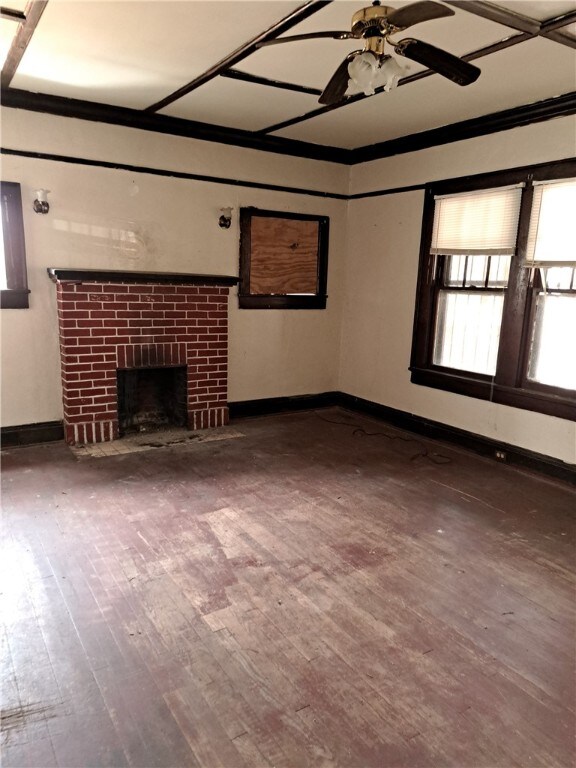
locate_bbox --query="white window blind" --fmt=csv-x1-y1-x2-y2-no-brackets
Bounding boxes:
525,178,576,267
431,185,523,256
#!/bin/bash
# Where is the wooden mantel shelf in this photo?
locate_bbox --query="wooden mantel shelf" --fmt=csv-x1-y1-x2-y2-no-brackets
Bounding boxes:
47,268,239,286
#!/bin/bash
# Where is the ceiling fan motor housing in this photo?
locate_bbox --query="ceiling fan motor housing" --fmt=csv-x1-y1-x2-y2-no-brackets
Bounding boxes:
351,4,394,36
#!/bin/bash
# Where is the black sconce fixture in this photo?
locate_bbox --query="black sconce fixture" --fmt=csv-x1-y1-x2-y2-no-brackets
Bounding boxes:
33,189,50,214
218,207,232,229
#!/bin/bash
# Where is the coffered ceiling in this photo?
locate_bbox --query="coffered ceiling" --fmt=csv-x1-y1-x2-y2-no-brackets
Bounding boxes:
1,0,575,162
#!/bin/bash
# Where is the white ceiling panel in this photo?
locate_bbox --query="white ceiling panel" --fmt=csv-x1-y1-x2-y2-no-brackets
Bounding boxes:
11,0,303,108
159,75,318,131
241,2,519,91
273,36,576,148
3,0,27,11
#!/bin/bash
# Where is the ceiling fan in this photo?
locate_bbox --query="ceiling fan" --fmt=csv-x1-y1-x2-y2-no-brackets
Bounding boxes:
257,1,481,106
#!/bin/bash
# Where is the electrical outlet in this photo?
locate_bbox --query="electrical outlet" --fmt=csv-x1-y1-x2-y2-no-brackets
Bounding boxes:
495,450,507,461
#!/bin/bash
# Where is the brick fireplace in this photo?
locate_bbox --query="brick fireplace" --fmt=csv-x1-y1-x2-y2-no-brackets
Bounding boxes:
48,268,238,445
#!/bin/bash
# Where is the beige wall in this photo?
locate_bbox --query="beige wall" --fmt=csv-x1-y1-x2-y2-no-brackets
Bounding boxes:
339,116,576,464
0,108,347,425
1,107,575,464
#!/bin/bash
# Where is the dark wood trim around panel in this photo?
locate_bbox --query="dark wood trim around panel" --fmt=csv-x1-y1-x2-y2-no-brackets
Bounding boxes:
47,268,239,285
145,0,332,113
221,69,322,97
238,207,329,310
1,0,48,88
0,88,351,164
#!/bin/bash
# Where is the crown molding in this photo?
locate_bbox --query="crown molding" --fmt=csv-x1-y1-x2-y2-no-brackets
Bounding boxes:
350,92,576,164
2,88,575,167
0,87,352,164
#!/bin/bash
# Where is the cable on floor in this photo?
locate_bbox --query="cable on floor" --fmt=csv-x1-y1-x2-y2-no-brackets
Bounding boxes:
314,411,452,465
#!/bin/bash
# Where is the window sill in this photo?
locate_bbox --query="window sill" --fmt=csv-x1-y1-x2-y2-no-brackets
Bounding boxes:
1,289,30,309
410,366,576,421
239,294,327,310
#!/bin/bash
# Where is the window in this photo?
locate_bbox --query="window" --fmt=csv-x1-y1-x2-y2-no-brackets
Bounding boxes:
239,208,329,309
1,181,29,309
411,160,576,421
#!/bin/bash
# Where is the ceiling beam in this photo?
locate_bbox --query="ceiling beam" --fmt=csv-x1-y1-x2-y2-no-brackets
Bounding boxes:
445,1,540,34
448,3,576,49
0,6,26,22
539,11,576,50
0,86,352,164
221,69,322,97
350,92,576,164
1,0,47,88
144,0,332,113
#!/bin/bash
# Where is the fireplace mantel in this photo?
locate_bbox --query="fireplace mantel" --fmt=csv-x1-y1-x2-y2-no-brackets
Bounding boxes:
48,268,238,286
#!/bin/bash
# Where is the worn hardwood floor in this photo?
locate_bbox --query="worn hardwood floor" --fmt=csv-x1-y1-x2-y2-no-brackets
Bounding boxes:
1,408,575,768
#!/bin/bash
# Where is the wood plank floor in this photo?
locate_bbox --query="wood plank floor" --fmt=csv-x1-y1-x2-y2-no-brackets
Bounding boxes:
1,408,575,768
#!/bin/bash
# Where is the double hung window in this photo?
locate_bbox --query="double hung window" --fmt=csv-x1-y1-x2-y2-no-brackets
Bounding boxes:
411,160,576,420
1,181,29,309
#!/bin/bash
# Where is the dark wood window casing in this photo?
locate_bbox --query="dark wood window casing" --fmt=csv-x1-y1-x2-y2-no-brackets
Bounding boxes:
410,158,576,422
1,181,29,309
239,208,329,309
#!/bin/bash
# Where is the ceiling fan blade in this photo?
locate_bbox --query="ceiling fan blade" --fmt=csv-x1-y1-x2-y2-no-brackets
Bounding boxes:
256,31,357,48
393,38,480,85
319,54,357,105
387,1,455,29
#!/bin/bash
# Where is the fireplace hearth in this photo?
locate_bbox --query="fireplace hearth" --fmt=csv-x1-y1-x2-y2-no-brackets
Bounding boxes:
48,268,238,445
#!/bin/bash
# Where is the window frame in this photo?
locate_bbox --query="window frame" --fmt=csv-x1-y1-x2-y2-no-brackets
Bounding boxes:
238,207,329,310
1,181,29,309
410,159,576,422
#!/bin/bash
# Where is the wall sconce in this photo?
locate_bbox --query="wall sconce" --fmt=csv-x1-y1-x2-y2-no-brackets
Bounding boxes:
33,189,50,214
218,207,232,229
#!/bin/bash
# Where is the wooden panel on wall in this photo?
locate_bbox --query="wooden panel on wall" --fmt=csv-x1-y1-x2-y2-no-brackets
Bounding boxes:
249,217,319,295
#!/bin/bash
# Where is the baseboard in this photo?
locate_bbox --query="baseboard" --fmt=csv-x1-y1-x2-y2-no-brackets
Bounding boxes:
230,391,576,486
1,420,64,447
228,392,340,418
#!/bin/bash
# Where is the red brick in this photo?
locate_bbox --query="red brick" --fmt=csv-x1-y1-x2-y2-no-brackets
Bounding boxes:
92,311,116,318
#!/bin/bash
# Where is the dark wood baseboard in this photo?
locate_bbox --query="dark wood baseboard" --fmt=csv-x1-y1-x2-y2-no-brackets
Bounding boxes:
230,392,576,486
228,392,339,418
1,420,64,447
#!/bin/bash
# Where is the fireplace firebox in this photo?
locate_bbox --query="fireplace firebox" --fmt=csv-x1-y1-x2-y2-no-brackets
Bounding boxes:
117,366,187,435
48,268,238,445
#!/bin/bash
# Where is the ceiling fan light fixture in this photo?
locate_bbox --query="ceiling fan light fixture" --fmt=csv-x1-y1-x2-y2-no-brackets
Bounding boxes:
347,51,380,96
347,51,402,97
376,54,403,92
